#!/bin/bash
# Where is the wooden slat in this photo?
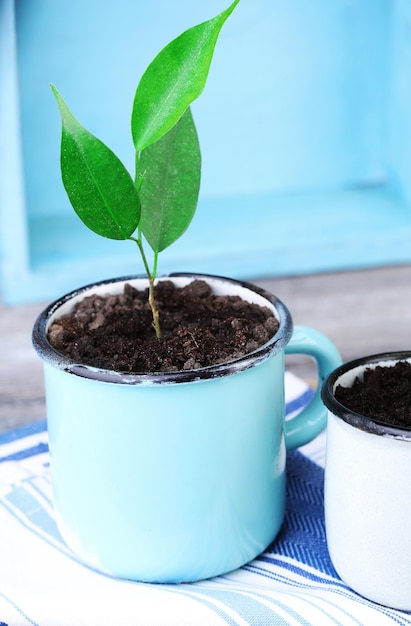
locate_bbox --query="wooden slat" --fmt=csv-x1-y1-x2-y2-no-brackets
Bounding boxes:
1,265,411,434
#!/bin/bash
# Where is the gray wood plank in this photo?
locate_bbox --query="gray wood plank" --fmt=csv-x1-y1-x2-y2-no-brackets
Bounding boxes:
1,265,410,433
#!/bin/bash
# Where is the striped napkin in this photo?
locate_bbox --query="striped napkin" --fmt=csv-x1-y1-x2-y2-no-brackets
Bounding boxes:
0,372,410,626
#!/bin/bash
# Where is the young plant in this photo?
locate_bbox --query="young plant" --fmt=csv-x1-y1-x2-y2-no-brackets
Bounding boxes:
51,0,239,339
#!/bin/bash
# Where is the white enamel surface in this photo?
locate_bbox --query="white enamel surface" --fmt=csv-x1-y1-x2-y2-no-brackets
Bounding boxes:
325,411,411,610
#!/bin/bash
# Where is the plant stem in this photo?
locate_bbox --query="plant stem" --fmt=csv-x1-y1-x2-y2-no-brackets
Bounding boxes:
129,236,162,339
133,156,162,339
148,275,161,340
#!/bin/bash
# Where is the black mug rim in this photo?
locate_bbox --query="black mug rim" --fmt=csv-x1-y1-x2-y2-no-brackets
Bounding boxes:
32,273,294,385
321,351,411,437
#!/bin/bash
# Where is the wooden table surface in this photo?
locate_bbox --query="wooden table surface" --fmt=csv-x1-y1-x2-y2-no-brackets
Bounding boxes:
1,265,411,434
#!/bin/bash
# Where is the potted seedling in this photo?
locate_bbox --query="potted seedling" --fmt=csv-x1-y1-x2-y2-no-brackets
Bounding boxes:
32,1,341,583
321,352,411,610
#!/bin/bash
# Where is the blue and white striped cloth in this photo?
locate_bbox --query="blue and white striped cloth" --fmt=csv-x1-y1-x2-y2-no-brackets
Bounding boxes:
0,372,410,626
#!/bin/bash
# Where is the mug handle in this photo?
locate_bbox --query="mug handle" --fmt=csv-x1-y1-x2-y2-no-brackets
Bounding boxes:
284,325,341,450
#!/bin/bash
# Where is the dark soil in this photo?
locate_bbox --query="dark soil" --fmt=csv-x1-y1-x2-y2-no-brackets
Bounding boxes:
47,280,279,373
335,360,411,428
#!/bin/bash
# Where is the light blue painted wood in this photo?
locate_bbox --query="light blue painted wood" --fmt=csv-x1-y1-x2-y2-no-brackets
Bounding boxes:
387,0,411,205
14,0,390,209
0,0,30,290
3,185,411,304
1,0,411,304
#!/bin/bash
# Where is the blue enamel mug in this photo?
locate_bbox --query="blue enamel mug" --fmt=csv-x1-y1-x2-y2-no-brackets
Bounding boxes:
32,274,341,582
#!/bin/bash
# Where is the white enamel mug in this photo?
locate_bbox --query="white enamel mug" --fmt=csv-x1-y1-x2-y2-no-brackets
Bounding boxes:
322,352,411,610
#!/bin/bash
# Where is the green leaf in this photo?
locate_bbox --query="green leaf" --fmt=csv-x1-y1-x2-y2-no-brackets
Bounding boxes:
51,85,141,240
131,0,240,151
139,107,201,253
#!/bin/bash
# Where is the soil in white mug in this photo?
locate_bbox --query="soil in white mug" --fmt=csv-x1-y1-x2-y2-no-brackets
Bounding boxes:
47,280,279,373
335,361,411,428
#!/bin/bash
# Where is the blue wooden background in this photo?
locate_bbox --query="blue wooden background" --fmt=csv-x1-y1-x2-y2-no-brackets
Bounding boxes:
1,0,411,303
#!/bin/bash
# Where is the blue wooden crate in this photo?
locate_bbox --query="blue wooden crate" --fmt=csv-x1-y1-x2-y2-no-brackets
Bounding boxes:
1,0,411,304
